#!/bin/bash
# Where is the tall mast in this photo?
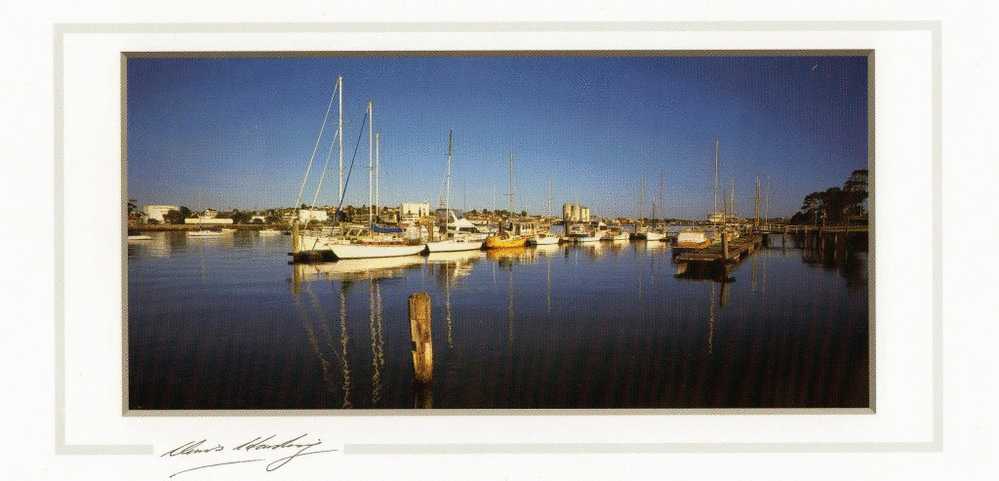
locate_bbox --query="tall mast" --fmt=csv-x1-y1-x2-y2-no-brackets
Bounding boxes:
337,75,344,202
754,176,761,226
639,178,646,221
729,179,736,220
713,139,720,214
445,129,453,221
765,177,771,225
507,153,514,214
546,177,552,217
367,100,373,230
375,131,380,223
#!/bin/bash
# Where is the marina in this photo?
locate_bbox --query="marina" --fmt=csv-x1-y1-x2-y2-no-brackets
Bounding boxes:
124,54,871,411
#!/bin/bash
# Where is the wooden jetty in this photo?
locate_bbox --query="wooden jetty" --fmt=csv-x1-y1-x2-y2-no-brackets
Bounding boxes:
674,233,763,276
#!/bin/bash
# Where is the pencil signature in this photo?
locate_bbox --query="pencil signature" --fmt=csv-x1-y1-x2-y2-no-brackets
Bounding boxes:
160,434,338,478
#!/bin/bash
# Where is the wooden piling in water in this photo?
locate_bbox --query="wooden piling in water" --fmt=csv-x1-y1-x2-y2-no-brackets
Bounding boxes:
409,292,433,384
721,232,729,261
291,221,300,253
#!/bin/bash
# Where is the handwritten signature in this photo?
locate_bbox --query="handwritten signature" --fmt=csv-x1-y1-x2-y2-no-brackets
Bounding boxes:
160,434,338,478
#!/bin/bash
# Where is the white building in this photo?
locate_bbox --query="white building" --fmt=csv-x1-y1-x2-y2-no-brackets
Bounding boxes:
399,202,431,222
298,209,329,223
144,205,178,223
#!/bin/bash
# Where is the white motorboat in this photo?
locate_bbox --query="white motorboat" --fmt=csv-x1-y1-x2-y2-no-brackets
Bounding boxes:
127,234,152,241
528,234,560,245
187,230,223,237
602,224,630,241
258,229,282,235
561,222,601,243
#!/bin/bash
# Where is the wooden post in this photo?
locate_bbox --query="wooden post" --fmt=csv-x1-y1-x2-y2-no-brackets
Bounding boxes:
291,220,300,254
409,292,433,384
721,231,729,261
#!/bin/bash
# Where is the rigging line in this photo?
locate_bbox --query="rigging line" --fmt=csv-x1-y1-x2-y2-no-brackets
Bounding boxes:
296,80,339,208
308,109,368,252
311,127,341,209
334,109,370,225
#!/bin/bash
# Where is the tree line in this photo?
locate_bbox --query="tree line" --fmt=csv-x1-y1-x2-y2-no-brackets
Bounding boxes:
789,169,868,225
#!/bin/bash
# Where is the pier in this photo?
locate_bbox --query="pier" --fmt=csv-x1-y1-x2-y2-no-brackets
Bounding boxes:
674,233,763,276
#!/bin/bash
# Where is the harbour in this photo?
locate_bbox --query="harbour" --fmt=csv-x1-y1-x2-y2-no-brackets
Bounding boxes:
125,55,871,411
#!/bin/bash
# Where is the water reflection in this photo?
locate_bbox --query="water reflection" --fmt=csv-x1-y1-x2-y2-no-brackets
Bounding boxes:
128,231,870,409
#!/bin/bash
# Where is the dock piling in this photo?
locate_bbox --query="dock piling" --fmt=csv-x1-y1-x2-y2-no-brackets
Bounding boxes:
721,232,729,261
408,292,433,384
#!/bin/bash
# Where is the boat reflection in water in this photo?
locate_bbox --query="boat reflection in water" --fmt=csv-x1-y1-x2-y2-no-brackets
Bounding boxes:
290,255,425,286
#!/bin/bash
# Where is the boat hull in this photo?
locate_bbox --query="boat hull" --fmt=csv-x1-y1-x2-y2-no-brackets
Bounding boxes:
636,232,665,241
602,232,631,241
562,235,601,243
528,236,560,245
484,236,528,249
330,243,427,259
187,231,223,237
426,239,484,252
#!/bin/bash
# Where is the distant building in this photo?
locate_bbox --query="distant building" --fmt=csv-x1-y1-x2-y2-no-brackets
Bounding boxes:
400,202,431,222
184,216,233,225
298,209,329,223
562,203,590,223
200,208,219,219
144,205,178,223
249,215,267,224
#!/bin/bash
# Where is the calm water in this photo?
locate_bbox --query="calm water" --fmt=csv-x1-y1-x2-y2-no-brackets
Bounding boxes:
127,231,869,410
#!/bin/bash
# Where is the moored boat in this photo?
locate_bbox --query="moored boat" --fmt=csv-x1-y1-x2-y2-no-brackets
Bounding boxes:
561,222,600,243
188,230,224,237
484,232,528,249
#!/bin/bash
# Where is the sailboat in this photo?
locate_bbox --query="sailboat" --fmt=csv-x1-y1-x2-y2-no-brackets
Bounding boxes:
528,178,560,245
327,101,425,259
674,139,723,253
483,153,529,249
427,130,484,253
294,94,423,259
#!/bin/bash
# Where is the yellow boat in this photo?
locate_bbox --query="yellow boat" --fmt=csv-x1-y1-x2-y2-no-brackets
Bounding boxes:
484,233,528,249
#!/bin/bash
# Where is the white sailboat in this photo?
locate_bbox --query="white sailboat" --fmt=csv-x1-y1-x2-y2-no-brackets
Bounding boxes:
328,101,425,259
427,130,484,253
528,178,560,245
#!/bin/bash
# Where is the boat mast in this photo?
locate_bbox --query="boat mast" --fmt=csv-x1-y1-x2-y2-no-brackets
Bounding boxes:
713,139,720,215
754,176,761,226
546,177,552,218
375,131,380,224
337,75,344,203
368,100,373,231
507,153,514,215
446,129,453,224
765,177,771,226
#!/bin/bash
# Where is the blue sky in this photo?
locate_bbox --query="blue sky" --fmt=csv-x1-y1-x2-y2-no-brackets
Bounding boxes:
127,54,868,218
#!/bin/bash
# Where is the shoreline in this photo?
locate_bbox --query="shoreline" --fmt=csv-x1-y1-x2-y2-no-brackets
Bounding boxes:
129,223,286,232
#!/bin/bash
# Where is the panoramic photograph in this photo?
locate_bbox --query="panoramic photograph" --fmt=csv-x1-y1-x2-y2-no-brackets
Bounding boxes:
125,53,870,410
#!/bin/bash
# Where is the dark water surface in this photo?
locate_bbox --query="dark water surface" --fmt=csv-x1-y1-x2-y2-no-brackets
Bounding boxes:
127,231,869,410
